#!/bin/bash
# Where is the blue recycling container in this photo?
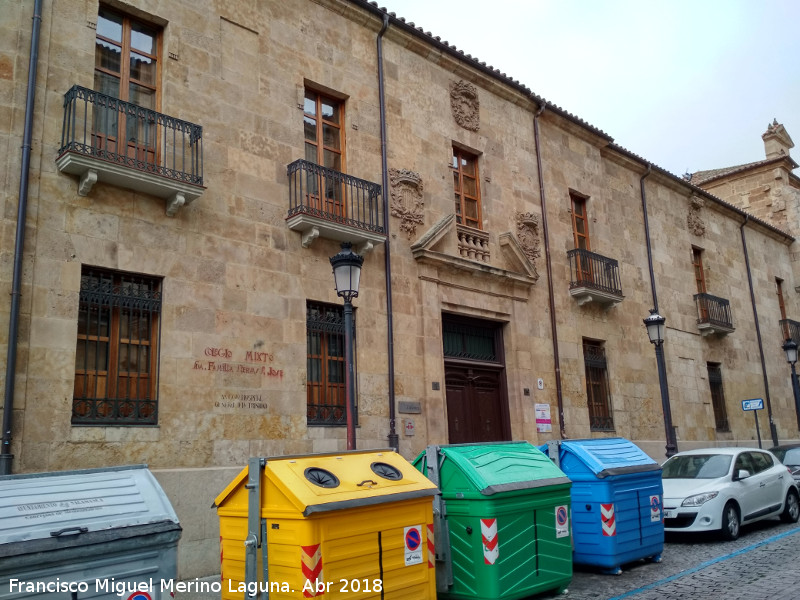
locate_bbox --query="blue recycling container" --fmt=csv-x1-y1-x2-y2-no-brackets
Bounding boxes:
541,438,664,574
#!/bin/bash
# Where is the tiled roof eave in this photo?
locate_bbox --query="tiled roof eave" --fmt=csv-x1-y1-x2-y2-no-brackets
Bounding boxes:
607,143,794,243
351,0,613,142
346,1,794,243
692,156,799,186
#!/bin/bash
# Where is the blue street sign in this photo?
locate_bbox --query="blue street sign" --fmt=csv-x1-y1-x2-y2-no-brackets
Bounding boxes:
742,398,764,411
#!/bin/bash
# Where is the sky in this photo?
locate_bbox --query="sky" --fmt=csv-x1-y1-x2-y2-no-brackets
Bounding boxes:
381,0,800,177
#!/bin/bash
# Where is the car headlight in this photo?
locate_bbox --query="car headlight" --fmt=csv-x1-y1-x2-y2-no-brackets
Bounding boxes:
681,491,719,507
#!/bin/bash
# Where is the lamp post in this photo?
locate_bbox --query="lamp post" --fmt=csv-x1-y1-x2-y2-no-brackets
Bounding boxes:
330,242,364,451
783,338,800,431
644,310,678,457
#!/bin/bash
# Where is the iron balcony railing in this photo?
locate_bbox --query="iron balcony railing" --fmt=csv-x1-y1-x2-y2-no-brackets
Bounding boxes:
567,248,623,296
694,293,733,328
779,318,800,343
58,84,203,186
287,159,384,234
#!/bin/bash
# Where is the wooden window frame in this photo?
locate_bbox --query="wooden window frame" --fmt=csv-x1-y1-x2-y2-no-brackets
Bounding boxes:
777,278,790,340
93,6,162,163
583,340,614,431
72,268,161,426
692,247,708,320
707,363,730,432
303,88,346,217
570,193,591,251
571,192,593,283
306,301,357,426
452,146,483,230
692,247,707,294
303,88,345,170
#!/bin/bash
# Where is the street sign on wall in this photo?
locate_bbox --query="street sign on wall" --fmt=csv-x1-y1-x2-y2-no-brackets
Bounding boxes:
741,398,764,411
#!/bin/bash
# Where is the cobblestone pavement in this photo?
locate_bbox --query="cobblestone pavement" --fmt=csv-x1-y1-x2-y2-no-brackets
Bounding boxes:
536,518,800,600
177,519,800,600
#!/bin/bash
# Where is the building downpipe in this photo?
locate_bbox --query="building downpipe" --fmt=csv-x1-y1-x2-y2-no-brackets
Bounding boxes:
740,215,779,447
2,0,43,475
640,166,678,457
533,105,566,439
376,14,399,451
640,166,658,310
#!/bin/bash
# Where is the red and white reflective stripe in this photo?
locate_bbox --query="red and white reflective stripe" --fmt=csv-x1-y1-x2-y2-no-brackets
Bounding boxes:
427,523,435,568
601,503,616,536
481,518,499,565
301,544,324,597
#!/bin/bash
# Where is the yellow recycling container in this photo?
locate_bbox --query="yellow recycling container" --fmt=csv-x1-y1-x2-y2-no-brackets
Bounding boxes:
214,449,438,599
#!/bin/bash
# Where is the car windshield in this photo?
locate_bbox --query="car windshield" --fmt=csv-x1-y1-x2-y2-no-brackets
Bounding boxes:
662,454,732,479
773,447,800,466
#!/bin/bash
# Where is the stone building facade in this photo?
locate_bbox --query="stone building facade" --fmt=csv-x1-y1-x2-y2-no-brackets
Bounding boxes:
689,120,800,264
2,0,799,579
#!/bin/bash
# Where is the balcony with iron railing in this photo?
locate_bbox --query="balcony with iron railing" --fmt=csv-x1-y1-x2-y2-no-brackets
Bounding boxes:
779,318,800,343
567,248,624,307
56,85,205,216
694,293,735,336
287,159,386,253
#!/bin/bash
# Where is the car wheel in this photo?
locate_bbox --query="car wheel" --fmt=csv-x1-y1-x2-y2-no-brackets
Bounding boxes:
781,488,800,523
720,502,740,541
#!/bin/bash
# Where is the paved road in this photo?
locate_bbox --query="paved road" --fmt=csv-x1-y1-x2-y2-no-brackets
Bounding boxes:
536,518,800,600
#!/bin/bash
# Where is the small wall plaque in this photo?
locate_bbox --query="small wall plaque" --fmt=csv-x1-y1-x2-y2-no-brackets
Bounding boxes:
398,401,422,414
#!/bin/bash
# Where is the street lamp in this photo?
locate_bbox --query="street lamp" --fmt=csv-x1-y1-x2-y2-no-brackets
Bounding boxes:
782,338,800,431
330,242,364,450
644,310,678,457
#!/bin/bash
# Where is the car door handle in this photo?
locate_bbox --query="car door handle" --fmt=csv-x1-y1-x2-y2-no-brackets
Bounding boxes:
760,482,766,487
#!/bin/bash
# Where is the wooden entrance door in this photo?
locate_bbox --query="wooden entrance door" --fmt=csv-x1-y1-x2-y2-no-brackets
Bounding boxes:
445,366,509,444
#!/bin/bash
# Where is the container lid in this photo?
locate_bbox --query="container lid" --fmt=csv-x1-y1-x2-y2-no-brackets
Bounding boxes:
0,465,179,546
215,450,438,517
434,442,570,495
552,438,660,478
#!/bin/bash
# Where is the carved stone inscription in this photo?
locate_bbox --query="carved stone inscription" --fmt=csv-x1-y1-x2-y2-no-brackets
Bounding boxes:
389,168,424,238
450,80,479,131
195,346,284,410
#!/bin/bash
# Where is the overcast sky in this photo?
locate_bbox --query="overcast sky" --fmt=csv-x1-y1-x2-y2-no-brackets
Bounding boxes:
383,0,800,177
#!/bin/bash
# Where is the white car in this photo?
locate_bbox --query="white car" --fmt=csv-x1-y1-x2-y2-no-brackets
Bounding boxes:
662,447,799,540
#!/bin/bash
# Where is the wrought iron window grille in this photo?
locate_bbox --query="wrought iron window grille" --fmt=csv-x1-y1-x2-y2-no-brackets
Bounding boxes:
306,302,358,426
72,269,161,426
442,321,498,362
707,364,730,432
583,342,614,431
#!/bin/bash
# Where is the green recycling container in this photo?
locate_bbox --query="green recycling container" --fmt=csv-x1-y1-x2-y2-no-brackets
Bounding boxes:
414,441,572,600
